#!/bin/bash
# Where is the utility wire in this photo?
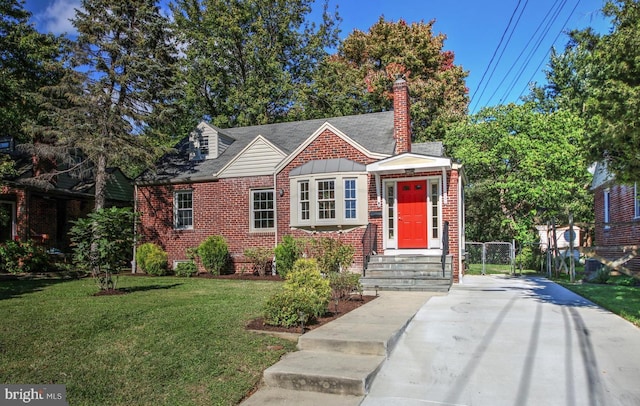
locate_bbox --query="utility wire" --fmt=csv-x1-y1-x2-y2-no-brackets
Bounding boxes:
484,0,561,106
499,0,569,104
517,0,580,99
471,0,529,113
469,0,524,113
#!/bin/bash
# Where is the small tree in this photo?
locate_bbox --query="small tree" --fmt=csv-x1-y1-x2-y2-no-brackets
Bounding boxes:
244,247,274,276
311,237,355,273
274,235,303,278
69,207,137,290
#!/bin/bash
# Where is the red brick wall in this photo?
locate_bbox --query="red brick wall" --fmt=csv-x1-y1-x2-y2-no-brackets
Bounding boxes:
137,175,276,273
593,183,640,272
275,128,381,273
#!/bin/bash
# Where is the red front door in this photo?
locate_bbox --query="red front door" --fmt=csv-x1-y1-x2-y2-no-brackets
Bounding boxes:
397,180,428,248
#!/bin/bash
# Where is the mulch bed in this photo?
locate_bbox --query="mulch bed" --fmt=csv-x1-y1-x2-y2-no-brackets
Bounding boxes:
246,294,377,334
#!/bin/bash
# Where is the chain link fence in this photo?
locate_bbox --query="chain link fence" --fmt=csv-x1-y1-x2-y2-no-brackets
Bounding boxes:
465,241,515,275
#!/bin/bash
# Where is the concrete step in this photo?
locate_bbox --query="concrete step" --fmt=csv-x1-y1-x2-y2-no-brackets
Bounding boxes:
365,268,450,278
240,387,363,406
368,255,450,265
361,277,452,292
263,351,385,396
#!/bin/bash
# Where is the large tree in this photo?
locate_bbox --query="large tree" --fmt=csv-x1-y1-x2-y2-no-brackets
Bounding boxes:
42,0,179,210
0,0,65,143
445,103,593,244
545,0,640,182
171,0,340,129
299,18,469,142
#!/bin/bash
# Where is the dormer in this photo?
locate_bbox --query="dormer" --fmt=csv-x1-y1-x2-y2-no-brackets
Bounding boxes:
189,122,234,161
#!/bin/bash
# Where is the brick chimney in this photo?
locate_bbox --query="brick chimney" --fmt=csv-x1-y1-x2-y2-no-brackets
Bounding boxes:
393,78,411,154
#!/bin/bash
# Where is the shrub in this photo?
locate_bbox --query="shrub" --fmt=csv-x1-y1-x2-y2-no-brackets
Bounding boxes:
311,237,355,273
593,267,611,284
0,240,48,274
136,243,168,276
196,236,229,275
174,261,197,277
274,235,302,278
244,247,273,276
329,271,362,299
263,258,331,327
68,207,137,290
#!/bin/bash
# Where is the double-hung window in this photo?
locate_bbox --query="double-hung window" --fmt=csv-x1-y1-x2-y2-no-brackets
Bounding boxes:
174,191,193,229
251,189,275,231
290,173,367,228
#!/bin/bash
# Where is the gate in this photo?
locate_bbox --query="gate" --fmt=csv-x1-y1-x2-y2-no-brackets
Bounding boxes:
465,241,515,275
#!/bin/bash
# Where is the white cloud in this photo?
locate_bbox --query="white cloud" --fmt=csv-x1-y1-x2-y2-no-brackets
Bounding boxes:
37,0,82,36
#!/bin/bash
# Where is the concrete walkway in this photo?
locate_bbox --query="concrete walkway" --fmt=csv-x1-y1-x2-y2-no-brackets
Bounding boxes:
362,275,640,406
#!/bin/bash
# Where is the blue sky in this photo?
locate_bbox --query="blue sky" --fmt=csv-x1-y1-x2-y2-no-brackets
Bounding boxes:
24,0,610,112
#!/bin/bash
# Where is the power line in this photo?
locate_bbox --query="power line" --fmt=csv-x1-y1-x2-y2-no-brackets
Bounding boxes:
469,0,525,113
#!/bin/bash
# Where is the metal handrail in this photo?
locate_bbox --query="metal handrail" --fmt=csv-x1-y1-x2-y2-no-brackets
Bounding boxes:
442,221,450,278
361,223,378,277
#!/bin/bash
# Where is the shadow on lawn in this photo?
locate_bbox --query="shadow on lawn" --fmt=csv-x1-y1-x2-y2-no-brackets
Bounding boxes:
0,276,72,301
120,283,183,293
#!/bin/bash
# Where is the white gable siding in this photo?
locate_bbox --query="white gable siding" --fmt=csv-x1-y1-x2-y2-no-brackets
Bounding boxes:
218,137,285,178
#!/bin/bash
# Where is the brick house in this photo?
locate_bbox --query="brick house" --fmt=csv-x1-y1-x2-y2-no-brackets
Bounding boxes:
135,79,466,284
0,139,133,250
590,162,640,273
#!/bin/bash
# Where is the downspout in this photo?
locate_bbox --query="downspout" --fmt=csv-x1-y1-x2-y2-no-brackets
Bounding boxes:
132,184,137,273
273,172,278,275
441,168,448,205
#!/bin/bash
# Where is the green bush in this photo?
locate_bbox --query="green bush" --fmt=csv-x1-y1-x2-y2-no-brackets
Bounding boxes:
244,247,273,276
136,243,168,276
329,271,362,299
274,235,302,278
196,236,229,275
0,240,48,274
263,258,331,327
593,267,611,284
311,237,355,273
174,261,197,277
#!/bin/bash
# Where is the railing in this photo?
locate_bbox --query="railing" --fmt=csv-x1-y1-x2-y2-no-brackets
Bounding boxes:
441,221,449,278
361,223,378,276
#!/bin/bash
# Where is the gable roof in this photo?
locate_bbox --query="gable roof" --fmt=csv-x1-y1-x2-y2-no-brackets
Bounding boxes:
137,111,396,184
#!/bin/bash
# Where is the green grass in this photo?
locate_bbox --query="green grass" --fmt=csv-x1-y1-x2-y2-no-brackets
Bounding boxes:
558,276,640,327
467,263,515,275
0,276,296,406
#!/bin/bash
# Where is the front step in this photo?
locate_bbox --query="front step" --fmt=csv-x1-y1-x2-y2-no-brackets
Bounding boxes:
263,351,385,396
361,255,453,292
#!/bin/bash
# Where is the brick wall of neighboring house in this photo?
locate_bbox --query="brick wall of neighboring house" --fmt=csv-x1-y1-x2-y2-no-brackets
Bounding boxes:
137,175,277,273
275,128,382,273
593,183,640,272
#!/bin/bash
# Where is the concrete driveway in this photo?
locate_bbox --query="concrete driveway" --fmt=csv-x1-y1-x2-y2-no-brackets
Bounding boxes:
361,275,640,406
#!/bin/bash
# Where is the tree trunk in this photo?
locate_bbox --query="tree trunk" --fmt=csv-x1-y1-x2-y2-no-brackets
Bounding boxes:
94,153,107,211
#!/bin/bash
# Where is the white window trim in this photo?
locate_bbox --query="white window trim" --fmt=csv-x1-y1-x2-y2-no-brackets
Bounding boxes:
290,173,367,227
174,190,194,230
250,188,275,232
603,188,610,229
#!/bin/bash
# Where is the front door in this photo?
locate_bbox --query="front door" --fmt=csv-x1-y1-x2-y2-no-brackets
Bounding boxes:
397,180,427,248
0,201,15,242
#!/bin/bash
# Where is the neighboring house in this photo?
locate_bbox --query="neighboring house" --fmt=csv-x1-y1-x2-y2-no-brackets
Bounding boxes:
0,139,134,251
589,162,640,273
135,79,466,282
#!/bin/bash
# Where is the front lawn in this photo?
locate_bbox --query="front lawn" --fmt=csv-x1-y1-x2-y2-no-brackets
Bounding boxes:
0,276,296,405
558,277,640,327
